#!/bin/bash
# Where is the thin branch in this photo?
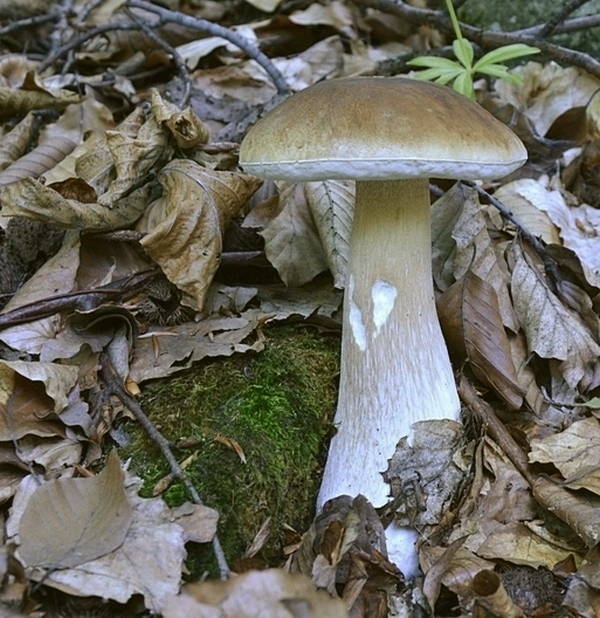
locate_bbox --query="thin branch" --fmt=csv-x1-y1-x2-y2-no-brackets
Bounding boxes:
515,13,600,36
351,0,600,80
124,7,192,107
127,0,291,96
0,11,59,36
100,354,231,579
539,0,594,38
463,181,564,291
38,21,160,73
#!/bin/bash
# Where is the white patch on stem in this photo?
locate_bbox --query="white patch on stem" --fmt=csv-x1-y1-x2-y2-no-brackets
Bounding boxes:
371,279,397,337
347,275,367,351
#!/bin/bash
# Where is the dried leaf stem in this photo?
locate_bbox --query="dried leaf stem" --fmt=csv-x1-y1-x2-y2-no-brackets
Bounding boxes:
99,354,231,579
351,0,600,79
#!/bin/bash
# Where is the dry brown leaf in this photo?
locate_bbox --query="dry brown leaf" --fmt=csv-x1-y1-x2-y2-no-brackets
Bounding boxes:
537,178,600,289
0,176,152,230
17,451,132,569
129,310,266,382
492,179,562,245
384,420,468,527
477,520,583,568
472,570,525,618
419,545,495,601
431,182,464,291
438,271,524,409
169,502,219,544
450,438,537,554
261,183,329,287
422,537,468,611
98,101,170,206
214,434,247,463
0,71,82,117
529,416,600,494
494,61,600,137
288,1,355,38
450,184,519,333
0,361,79,441
141,159,262,310
8,470,191,612
508,329,547,415
151,89,210,149
0,98,112,186
161,569,348,618
511,242,600,389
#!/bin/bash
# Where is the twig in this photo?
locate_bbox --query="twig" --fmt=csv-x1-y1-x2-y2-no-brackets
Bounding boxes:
463,181,564,291
0,267,159,331
0,11,59,36
127,0,291,96
458,375,533,485
124,7,192,107
99,354,230,579
351,0,600,80
539,0,594,38
38,21,161,73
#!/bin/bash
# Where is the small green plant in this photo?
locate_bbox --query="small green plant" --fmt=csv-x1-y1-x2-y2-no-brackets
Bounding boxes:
408,0,540,99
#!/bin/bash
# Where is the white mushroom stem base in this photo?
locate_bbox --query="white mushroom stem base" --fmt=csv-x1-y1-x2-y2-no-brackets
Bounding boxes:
317,178,461,578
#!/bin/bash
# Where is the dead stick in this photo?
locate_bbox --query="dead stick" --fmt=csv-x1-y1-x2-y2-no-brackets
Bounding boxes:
100,354,231,579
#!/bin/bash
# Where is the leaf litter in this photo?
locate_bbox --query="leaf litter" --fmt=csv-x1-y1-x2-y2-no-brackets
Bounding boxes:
0,2,599,616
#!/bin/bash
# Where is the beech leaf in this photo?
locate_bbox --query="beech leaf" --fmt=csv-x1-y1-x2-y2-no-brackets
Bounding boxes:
261,183,329,287
141,159,262,310
305,180,354,288
18,451,132,568
438,271,524,409
511,242,600,388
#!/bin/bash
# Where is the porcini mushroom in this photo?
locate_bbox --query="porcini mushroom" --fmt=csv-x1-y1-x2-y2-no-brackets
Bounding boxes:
239,77,527,576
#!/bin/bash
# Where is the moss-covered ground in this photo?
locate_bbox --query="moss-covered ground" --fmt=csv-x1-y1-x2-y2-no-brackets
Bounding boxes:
119,324,340,577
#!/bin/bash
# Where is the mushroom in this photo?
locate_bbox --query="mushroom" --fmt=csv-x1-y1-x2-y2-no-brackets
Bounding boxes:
239,77,527,576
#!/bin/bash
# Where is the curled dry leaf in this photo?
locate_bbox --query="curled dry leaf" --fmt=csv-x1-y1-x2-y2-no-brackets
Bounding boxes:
0,98,113,186
535,177,600,289
141,159,262,310
472,570,525,618
0,176,152,230
162,569,348,618
532,475,600,549
17,451,132,569
494,61,600,136
151,88,210,149
0,111,36,171
438,270,524,409
419,545,495,603
511,242,600,389
0,360,79,441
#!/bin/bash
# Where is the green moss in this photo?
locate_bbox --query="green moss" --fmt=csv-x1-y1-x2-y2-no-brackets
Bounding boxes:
120,325,339,576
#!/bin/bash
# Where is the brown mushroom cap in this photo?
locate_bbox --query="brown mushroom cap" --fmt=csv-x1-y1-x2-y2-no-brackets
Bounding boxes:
239,77,527,182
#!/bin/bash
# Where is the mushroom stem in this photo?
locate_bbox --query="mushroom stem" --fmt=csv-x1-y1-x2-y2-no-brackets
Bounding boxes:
317,178,461,576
